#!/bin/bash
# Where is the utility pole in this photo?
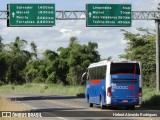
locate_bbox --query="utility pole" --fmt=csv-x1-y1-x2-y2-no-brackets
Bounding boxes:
156,3,160,91
156,20,160,91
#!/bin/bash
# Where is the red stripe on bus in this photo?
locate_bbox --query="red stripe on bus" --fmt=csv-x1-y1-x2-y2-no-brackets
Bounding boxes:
133,64,137,97
88,80,102,85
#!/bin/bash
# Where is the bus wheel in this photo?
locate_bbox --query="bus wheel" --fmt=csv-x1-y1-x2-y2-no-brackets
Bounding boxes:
100,97,105,109
89,103,93,107
125,105,135,110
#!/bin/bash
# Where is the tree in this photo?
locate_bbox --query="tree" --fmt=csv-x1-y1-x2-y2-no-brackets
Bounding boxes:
65,37,100,85
0,35,101,86
24,59,47,83
30,41,37,59
101,56,112,61
0,36,31,84
120,28,156,87
57,47,70,85
44,50,58,61
0,36,4,51
0,52,9,84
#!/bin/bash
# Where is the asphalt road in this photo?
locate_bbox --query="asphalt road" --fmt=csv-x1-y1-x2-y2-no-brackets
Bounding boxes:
3,93,160,120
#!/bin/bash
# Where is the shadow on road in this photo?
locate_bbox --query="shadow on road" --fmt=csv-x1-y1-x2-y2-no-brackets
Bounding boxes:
6,94,160,110
29,109,115,117
29,109,160,118
30,107,85,112
8,95,80,101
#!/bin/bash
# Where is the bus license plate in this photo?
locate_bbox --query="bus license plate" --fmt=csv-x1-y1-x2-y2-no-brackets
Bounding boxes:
122,100,128,103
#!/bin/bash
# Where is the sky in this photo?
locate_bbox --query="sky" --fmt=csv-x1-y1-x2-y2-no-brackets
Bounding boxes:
0,0,159,60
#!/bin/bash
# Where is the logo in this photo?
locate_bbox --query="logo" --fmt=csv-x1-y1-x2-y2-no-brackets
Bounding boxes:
128,85,133,90
113,86,128,89
111,83,133,91
1,112,42,117
2,112,11,117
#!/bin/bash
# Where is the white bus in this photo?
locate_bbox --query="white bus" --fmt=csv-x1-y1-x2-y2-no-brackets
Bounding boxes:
83,60,142,109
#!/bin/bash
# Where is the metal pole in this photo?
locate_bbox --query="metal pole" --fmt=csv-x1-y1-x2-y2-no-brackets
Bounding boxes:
156,20,160,92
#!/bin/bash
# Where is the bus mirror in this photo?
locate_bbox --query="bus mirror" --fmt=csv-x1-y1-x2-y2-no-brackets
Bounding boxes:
81,72,87,82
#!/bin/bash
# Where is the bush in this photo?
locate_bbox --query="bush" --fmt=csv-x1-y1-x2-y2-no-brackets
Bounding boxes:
45,72,59,84
25,69,38,83
142,87,160,108
0,81,3,86
33,77,45,83
24,83,33,88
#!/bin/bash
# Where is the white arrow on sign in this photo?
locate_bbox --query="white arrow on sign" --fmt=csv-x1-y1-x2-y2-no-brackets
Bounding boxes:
89,12,92,17
12,12,15,18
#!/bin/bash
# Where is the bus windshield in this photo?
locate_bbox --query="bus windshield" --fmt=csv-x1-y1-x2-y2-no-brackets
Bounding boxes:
110,63,140,75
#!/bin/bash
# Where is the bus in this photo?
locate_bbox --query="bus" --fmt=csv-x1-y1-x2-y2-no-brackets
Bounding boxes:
82,60,142,110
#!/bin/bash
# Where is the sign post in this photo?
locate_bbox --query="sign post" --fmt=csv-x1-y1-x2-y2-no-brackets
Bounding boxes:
8,4,55,27
86,4,132,27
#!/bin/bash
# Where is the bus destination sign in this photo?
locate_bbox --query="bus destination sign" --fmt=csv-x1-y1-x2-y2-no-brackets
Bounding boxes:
8,4,55,27
86,4,132,27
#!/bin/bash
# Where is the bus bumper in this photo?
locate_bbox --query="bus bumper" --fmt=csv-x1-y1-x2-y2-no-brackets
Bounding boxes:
110,98,140,105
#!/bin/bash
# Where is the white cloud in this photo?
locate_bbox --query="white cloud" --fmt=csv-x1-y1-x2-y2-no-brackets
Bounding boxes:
59,28,81,39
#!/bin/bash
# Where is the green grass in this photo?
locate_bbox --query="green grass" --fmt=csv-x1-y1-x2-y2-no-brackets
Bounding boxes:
142,86,160,108
0,83,85,96
1,83,160,107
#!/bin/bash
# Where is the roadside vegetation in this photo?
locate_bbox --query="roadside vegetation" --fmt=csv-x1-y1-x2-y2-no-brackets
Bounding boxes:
0,83,85,96
0,83,160,108
0,94,29,120
142,86,160,108
0,36,100,85
120,28,156,88
0,94,28,111
0,27,160,107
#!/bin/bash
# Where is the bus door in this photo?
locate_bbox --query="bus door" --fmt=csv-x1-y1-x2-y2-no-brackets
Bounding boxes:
110,63,141,105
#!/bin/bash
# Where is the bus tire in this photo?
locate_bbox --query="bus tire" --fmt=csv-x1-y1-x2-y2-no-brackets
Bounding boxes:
87,94,89,103
88,96,93,107
100,96,105,109
89,103,93,107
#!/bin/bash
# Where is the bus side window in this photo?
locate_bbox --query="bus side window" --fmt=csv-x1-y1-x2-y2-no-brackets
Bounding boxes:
103,75,106,79
102,66,107,79
96,67,99,79
93,68,96,80
99,66,102,79
89,68,93,80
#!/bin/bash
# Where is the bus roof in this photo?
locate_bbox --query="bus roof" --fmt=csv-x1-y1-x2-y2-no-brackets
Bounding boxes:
88,60,140,68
